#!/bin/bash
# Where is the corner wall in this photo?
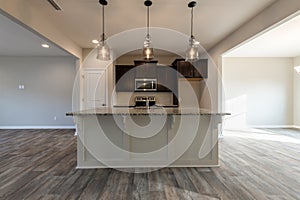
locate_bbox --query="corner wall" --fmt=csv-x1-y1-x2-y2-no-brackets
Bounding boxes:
208,0,300,113
294,56,300,127
0,56,76,128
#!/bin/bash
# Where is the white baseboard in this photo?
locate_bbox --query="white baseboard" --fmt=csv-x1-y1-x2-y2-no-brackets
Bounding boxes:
250,125,294,129
225,125,300,130
0,126,76,129
76,164,220,169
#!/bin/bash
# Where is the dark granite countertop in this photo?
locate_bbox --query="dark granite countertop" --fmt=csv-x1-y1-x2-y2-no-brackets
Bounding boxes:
66,107,230,116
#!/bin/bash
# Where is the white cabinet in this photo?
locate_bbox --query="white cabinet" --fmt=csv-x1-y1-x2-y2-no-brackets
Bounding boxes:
75,114,220,168
83,69,107,109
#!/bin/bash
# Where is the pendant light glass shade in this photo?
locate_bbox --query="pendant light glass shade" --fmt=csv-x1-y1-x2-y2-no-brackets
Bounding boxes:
97,40,110,60
186,37,199,61
97,0,111,61
143,34,154,60
143,47,154,60
143,0,154,60
186,1,199,61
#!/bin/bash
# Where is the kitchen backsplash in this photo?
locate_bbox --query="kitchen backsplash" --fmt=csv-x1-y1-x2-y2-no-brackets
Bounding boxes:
113,92,173,106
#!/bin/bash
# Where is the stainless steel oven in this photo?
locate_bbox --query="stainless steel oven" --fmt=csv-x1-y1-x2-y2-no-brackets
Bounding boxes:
135,78,157,91
135,96,156,107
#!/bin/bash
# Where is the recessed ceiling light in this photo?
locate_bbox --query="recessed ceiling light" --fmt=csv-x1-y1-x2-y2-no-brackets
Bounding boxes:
41,44,50,48
92,40,99,44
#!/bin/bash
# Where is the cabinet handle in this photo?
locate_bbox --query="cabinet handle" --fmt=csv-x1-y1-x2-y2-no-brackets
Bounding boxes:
102,104,106,106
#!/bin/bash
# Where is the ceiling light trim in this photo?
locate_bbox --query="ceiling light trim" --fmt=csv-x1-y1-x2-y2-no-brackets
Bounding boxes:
41,44,50,48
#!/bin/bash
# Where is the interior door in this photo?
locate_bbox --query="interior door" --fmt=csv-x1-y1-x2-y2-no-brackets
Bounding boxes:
84,69,106,109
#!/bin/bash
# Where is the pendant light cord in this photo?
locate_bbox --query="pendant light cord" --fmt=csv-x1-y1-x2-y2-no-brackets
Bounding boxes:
147,6,150,37
97,0,111,60
191,7,194,38
102,5,105,42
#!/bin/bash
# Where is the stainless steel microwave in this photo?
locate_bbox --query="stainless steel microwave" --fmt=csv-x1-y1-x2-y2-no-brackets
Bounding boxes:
135,78,157,91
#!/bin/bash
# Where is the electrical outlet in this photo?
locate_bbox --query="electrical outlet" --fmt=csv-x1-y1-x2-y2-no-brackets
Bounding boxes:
54,116,57,121
18,85,25,90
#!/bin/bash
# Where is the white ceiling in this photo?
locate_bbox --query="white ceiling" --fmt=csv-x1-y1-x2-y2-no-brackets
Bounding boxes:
28,0,276,50
224,13,300,57
0,0,280,56
0,11,71,56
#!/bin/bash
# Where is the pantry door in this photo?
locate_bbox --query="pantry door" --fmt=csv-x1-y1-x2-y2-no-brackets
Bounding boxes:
83,69,107,109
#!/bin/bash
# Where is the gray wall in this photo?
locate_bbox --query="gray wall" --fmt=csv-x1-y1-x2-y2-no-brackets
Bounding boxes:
0,56,76,127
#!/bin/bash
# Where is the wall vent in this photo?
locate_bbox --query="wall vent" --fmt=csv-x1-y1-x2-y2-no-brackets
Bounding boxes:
47,0,63,11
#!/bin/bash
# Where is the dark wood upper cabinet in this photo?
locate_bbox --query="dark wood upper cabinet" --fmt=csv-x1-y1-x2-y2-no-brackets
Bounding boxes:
134,60,157,78
116,59,208,93
193,59,208,78
177,61,194,78
115,59,207,92
172,58,208,79
115,63,178,93
156,65,177,92
115,61,158,92
115,65,135,92
134,60,158,66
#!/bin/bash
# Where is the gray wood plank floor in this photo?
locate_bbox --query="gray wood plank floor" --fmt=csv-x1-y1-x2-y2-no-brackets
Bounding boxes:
0,128,299,200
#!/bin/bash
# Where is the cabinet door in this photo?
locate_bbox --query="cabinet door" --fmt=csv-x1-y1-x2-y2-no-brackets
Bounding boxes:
177,61,193,78
84,69,106,109
157,65,177,92
193,59,208,78
176,59,208,78
115,65,135,91
135,63,157,78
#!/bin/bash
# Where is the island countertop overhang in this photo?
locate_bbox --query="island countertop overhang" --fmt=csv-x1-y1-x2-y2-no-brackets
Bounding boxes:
66,107,230,116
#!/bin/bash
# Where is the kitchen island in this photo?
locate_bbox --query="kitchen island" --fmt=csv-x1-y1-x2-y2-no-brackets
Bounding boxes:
67,107,228,169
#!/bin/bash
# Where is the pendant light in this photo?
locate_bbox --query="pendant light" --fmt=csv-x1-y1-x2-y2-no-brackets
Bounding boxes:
186,1,200,61
142,0,154,60
97,0,111,60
